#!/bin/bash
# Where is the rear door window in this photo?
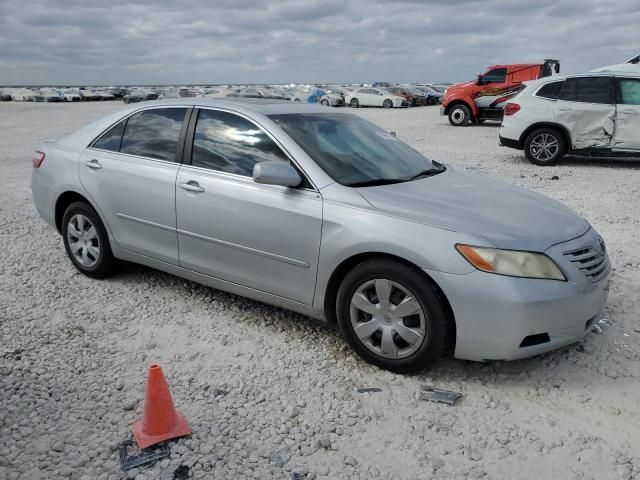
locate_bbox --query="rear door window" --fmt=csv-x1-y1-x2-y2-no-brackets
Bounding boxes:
120,108,188,161
559,77,612,104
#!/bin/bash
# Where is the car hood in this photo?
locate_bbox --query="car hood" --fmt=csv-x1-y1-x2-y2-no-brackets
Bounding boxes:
356,169,590,251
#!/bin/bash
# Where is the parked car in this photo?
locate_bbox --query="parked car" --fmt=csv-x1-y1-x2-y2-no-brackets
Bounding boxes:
123,90,159,103
307,88,345,107
228,88,286,100
442,59,560,125
591,53,640,74
385,87,425,106
346,88,409,108
499,73,640,165
32,99,609,372
414,86,442,105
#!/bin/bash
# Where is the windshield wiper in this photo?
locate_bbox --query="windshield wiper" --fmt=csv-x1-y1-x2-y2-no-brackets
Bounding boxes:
407,165,446,181
346,178,408,187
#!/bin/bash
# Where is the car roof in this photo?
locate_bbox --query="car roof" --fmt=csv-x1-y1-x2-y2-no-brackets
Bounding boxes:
524,71,640,88
54,98,347,149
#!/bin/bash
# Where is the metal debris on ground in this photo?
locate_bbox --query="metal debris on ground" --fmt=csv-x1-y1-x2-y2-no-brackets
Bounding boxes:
419,386,463,405
357,387,382,393
118,438,170,471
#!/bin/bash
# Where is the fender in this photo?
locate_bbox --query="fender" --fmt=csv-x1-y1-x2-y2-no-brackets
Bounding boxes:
445,94,480,119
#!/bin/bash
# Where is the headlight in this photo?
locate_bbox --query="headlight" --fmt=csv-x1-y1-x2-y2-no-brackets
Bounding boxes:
456,244,566,281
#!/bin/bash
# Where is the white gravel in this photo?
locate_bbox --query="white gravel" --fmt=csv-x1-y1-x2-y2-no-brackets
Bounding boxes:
1,102,639,480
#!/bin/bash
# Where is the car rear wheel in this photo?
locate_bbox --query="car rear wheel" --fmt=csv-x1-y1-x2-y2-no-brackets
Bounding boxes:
62,201,116,278
350,98,359,108
448,104,470,126
383,99,393,109
320,99,329,106
336,259,450,372
524,128,567,166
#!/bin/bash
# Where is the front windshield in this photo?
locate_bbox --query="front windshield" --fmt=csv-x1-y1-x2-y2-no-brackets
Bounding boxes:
269,113,443,187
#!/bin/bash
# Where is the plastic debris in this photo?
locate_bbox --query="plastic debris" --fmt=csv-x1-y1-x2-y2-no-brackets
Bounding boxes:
357,387,382,393
419,386,463,405
160,465,190,480
118,438,169,471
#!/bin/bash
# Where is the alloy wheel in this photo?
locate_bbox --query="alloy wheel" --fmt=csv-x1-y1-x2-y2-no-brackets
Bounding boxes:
349,279,427,359
67,214,100,268
529,133,559,161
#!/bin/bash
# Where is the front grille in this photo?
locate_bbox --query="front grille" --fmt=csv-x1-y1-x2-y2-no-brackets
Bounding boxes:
563,247,609,282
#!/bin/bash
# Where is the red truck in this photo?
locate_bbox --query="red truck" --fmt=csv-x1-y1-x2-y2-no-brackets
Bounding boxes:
441,59,560,126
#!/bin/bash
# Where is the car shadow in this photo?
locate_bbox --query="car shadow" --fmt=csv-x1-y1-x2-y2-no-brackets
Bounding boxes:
560,155,640,168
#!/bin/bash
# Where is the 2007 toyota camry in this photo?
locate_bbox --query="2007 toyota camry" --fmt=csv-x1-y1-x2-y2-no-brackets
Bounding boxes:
31,99,610,372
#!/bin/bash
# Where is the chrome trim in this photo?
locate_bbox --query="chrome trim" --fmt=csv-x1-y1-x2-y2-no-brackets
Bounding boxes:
115,213,175,232
177,228,310,268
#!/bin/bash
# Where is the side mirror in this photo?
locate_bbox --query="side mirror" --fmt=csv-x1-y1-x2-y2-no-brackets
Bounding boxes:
253,161,302,187
476,73,483,85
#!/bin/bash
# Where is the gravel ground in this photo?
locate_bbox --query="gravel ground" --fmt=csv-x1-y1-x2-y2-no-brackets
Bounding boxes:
1,102,639,480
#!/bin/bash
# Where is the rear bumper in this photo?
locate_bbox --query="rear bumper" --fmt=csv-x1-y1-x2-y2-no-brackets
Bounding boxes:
499,135,521,149
426,229,610,362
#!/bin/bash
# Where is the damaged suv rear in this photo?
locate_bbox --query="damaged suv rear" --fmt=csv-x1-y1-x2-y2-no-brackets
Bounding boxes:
499,73,640,165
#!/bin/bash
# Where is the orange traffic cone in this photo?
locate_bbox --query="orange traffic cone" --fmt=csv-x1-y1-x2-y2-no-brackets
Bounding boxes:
130,364,191,449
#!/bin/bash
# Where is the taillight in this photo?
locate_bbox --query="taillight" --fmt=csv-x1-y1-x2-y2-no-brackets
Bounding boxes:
32,151,45,168
504,103,521,116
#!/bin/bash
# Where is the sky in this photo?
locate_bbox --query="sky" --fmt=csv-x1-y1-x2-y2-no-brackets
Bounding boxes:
0,0,638,86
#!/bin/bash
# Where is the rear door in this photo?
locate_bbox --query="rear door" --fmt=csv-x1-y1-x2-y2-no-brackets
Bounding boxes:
613,77,640,150
556,76,616,149
79,107,189,264
175,108,323,304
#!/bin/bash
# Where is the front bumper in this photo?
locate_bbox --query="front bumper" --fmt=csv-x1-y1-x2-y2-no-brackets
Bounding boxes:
427,228,610,362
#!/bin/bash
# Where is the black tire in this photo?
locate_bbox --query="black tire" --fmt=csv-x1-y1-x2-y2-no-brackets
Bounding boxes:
350,98,359,108
448,104,471,126
524,128,567,166
383,99,393,109
62,201,116,278
320,99,329,106
123,97,130,104
336,259,450,373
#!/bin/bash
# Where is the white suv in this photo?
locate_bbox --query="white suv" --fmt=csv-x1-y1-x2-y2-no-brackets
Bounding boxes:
499,73,640,165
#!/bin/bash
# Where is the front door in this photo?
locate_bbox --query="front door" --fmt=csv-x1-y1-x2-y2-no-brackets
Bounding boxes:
79,107,189,264
613,77,640,150
175,108,323,305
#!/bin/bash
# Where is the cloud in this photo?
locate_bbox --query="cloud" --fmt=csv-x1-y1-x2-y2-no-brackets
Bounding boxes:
0,0,638,85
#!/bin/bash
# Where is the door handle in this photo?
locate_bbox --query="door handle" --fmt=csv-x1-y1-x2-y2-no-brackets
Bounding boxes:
179,181,205,193
85,159,102,169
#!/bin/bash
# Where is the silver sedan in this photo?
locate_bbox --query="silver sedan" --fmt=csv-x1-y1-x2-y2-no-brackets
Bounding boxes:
31,99,610,372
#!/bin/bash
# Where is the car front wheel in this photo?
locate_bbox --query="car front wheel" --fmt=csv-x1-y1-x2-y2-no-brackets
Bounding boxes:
62,201,116,278
448,104,470,126
336,259,450,372
524,128,567,166
350,98,359,108
383,99,393,109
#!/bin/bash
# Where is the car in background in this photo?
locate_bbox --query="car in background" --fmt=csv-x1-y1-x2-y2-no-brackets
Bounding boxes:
591,53,640,74
499,73,640,165
31,99,610,372
415,86,443,105
228,88,287,100
385,87,425,106
123,89,159,103
307,88,344,107
0,90,12,101
346,87,408,108
441,60,560,126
